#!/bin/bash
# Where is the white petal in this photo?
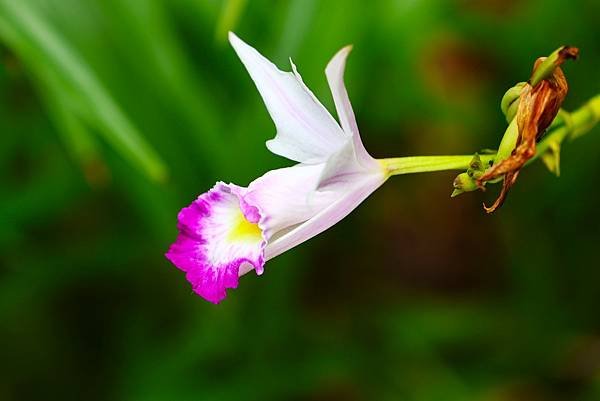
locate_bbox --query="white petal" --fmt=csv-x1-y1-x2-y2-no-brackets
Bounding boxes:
317,139,363,185
325,46,378,169
244,163,338,239
229,32,349,164
264,171,386,260
235,163,336,277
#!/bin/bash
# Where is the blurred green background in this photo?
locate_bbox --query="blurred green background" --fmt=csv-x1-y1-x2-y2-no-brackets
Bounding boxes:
1,0,599,400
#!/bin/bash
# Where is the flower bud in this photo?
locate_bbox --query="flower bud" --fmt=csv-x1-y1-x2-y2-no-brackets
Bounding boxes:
500,82,526,123
476,46,577,213
467,153,486,179
451,172,479,197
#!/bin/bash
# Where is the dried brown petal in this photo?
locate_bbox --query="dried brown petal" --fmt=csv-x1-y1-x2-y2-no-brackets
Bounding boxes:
477,47,577,213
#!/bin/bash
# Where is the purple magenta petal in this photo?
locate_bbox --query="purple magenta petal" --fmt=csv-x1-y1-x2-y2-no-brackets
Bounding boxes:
165,183,265,303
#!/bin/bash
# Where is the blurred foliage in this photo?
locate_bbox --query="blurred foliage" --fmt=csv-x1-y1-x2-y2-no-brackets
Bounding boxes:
1,0,599,400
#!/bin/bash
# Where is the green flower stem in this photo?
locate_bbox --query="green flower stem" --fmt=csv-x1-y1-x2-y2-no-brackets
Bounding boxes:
379,94,600,178
379,155,495,178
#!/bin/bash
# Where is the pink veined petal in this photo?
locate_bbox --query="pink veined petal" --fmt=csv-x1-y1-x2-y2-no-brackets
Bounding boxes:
229,32,349,164
325,46,378,170
165,183,266,303
264,171,386,260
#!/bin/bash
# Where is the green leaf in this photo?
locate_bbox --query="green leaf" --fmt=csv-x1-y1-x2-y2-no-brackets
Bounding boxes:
215,0,248,43
0,0,168,182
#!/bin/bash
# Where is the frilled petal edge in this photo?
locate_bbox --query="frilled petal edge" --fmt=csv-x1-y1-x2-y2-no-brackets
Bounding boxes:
165,183,266,303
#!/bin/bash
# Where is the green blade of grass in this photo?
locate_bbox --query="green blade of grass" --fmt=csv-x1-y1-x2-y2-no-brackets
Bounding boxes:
102,0,228,172
0,0,168,182
215,0,248,43
0,11,97,176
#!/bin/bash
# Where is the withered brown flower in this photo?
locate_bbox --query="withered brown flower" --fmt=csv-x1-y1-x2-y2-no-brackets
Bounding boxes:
477,46,579,213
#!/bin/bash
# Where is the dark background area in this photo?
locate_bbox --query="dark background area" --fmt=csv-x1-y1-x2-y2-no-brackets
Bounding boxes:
1,0,599,400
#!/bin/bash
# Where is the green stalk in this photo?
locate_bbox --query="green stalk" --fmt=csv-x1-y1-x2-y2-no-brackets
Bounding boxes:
534,94,600,157
379,155,495,177
378,95,600,178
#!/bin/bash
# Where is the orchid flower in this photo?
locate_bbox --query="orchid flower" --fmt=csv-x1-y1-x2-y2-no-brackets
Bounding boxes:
166,32,387,303
166,35,600,304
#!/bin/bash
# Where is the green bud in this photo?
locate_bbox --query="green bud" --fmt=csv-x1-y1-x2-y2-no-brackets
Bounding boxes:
451,153,489,197
468,154,483,176
451,172,479,197
466,153,489,180
451,188,464,197
500,82,526,124
494,117,519,166
530,46,579,87
469,153,483,171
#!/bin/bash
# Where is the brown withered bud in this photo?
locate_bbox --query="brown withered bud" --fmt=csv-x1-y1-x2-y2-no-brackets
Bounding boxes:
477,46,579,213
